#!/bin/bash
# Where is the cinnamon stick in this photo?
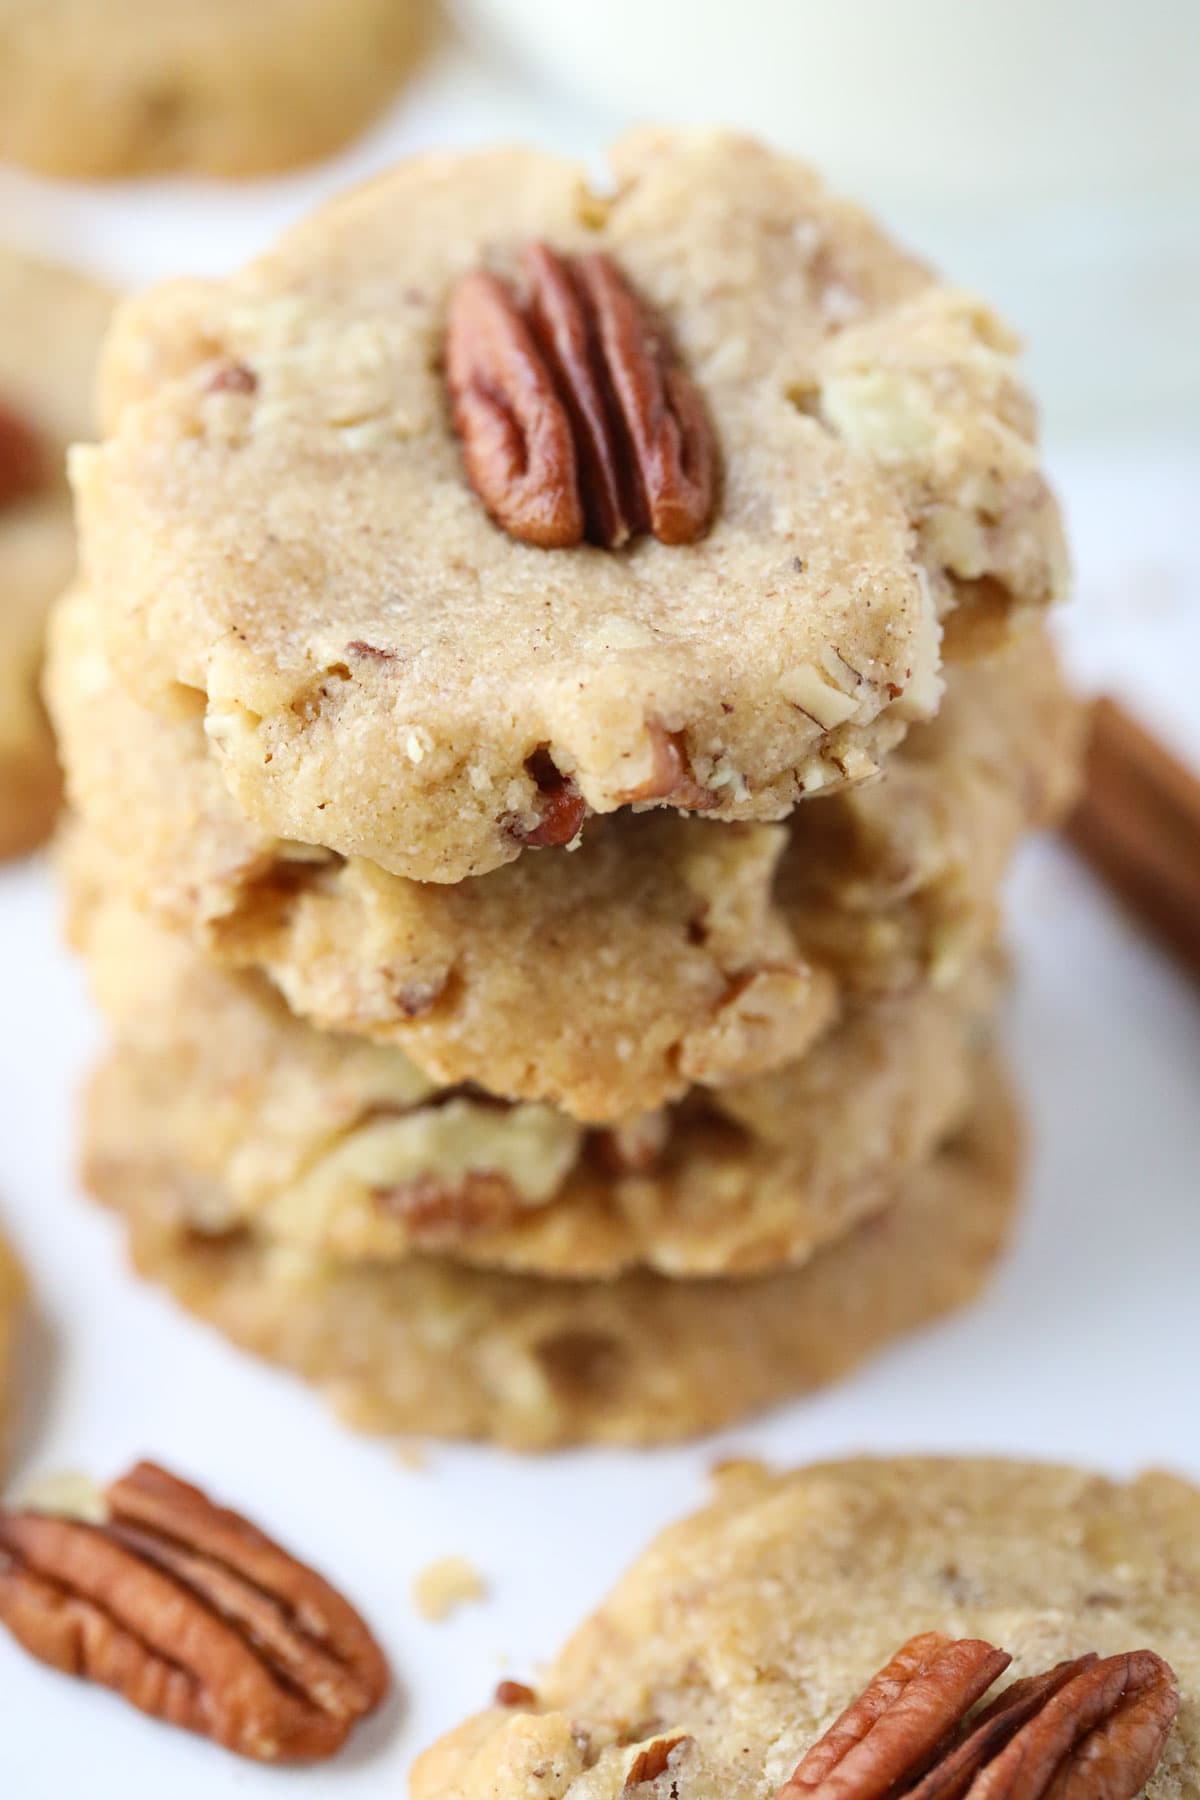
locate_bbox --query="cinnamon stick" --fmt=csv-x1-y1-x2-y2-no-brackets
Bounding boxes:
1063,697,1200,983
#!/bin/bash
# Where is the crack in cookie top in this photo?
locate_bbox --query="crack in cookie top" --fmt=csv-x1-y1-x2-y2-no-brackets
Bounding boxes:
77,131,1065,883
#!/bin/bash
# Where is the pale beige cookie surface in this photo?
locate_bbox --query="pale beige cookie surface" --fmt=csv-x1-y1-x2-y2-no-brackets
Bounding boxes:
414,1455,1200,1790
0,253,111,857
48,587,1081,1118
64,835,995,1278
77,131,1066,883
0,1224,24,1469
0,0,430,179
85,1065,1020,1449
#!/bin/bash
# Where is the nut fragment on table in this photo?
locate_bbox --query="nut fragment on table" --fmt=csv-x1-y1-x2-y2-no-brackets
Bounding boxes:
413,1554,487,1622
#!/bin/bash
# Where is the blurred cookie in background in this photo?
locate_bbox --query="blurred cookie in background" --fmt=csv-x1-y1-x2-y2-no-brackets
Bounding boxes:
0,251,111,860
0,1222,24,1471
0,0,434,180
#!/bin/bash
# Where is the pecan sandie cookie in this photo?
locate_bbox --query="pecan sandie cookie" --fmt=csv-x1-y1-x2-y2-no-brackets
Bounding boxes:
77,131,1066,884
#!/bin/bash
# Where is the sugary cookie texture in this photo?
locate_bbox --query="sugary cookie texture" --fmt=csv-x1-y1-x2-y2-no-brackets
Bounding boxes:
85,1067,1020,1449
415,1457,1198,1793
0,0,430,178
0,252,111,857
64,833,996,1279
77,131,1066,883
48,584,1081,1120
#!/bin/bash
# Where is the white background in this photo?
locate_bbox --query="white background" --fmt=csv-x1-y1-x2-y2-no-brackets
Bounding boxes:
1,24,1199,1797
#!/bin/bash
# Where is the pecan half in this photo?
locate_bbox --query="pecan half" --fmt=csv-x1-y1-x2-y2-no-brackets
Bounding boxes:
780,1637,1179,1800
0,399,46,507
446,242,716,549
780,1634,1012,1800
0,1461,388,1763
965,1652,1178,1800
905,1656,1099,1800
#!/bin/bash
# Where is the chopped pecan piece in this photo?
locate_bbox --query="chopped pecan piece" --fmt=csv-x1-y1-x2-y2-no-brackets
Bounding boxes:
619,722,719,809
446,242,716,549
589,1111,671,1177
205,360,258,395
0,1461,388,1763
495,1678,537,1707
511,746,589,847
780,1636,1179,1800
373,1170,526,1241
625,1733,689,1787
0,398,46,507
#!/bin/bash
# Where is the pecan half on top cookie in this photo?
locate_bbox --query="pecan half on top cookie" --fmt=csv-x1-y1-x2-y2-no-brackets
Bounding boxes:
0,1461,388,1762
78,131,1066,883
413,1458,1198,1795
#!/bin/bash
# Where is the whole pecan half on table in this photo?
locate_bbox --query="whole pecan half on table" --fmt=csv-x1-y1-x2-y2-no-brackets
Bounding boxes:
0,1460,388,1763
446,241,717,550
779,1631,1179,1800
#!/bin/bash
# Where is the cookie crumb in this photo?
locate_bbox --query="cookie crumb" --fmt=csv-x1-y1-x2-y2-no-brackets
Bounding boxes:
709,1455,771,1493
413,1555,487,1622
394,1440,428,1471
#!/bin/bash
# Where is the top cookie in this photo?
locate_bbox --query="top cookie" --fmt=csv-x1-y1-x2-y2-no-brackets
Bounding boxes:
415,1456,1198,1800
77,131,1066,883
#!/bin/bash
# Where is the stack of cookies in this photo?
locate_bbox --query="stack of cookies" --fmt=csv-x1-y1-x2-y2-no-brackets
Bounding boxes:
47,131,1082,1449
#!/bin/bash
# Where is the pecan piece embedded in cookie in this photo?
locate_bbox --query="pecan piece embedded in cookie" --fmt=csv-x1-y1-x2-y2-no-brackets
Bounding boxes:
447,241,716,550
0,1460,388,1762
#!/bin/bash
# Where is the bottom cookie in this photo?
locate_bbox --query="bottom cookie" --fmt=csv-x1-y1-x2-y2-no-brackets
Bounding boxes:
84,1062,1021,1450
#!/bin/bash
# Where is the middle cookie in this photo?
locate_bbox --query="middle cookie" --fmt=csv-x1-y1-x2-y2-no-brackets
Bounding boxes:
48,590,1081,1122
64,833,998,1281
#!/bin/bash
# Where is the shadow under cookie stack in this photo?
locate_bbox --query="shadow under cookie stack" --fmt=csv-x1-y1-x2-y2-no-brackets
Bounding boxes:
47,131,1083,1450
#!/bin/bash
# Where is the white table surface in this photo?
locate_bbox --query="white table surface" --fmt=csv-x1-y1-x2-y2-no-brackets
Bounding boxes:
1,35,1199,1799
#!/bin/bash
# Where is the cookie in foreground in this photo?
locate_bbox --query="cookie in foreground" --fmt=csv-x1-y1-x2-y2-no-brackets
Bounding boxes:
77,129,1067,884
414,1456,1194,1796
83,1062,1020,1449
